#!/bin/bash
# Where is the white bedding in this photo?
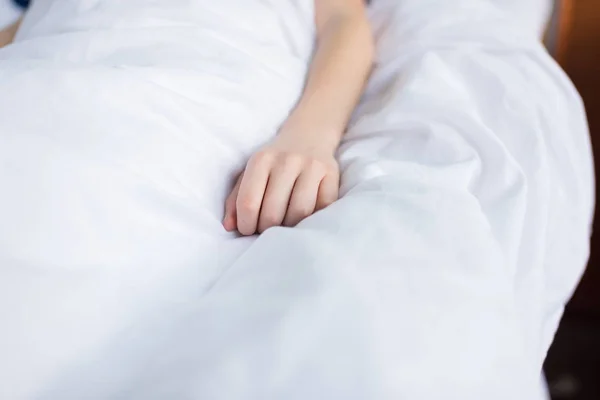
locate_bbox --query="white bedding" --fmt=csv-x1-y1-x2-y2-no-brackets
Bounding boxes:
0,0,593,399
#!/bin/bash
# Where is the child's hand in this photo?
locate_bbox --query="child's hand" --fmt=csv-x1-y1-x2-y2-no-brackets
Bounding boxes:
223,131,340,236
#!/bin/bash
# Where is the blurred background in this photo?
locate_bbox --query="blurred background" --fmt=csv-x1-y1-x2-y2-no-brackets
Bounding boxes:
0,0,597,398
543,0,600,399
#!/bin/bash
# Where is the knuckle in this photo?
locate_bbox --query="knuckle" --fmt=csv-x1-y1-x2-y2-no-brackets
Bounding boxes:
325,162,339,175
237,197,259,213
251,150,275,165
306,158,324,172
311,157,324,167
280,153,303,169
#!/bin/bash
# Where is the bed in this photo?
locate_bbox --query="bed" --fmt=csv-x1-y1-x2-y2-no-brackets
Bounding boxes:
0,1,593,399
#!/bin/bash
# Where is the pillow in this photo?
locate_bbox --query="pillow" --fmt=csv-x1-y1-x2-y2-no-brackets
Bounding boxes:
368,0,553,65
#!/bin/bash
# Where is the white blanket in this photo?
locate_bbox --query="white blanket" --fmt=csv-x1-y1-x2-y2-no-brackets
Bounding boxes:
0,0,593,399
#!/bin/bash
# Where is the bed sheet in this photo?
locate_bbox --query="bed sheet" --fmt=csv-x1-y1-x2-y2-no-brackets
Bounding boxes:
0,0,593,399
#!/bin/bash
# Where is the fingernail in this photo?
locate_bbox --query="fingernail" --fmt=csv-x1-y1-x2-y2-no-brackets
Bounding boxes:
223,215,236,232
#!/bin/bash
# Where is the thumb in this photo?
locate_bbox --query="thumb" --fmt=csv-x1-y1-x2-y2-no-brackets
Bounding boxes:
223,173,243,232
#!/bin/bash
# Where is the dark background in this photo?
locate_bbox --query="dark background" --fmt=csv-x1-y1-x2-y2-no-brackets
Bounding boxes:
544,0,600,399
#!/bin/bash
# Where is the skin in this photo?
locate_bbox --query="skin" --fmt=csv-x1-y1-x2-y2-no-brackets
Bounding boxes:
0,2,374,236
0,17,22,48
224,0,374,235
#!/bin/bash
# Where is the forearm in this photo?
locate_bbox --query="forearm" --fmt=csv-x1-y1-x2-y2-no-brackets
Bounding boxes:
282,13,374,152
0,18,22,48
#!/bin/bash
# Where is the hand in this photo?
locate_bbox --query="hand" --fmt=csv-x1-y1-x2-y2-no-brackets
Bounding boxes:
223,131,340,236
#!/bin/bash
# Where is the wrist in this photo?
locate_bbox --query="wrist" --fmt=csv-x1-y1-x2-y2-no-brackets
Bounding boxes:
278,119,342,155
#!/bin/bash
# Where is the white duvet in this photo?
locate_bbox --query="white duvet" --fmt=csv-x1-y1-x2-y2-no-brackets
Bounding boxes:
0,0,593,399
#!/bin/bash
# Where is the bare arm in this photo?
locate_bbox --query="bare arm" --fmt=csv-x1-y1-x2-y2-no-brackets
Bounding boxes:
0,18,23,48
281,0,375,152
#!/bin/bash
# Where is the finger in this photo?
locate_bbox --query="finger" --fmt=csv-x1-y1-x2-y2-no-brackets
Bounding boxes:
223,174,242,232
316,171,340,212
258,157,302,233
236,153,273,235
283,166,324,227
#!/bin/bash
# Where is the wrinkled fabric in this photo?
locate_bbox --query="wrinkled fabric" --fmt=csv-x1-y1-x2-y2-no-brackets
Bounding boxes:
0,0,592,399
